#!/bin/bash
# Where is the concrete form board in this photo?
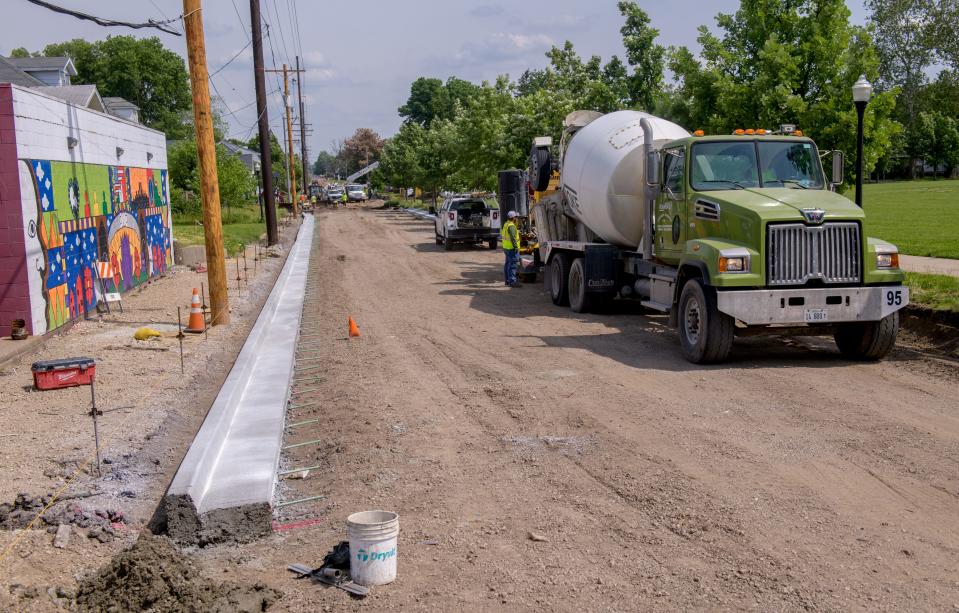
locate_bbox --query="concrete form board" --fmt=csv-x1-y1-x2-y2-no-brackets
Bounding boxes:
165,215,314,544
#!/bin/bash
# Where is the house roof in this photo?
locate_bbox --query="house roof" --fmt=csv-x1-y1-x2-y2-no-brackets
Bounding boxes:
103,96,139,111
7,56,77,76
0,56,44,86
220,140,260,158
33,84,105,112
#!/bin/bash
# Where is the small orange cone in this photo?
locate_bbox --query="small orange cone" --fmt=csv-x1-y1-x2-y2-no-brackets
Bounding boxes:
348,316,361,338
184,288,206,333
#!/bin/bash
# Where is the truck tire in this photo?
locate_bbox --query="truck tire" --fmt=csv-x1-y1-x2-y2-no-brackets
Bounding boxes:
834,312,899,360
678,279,734,364
444,238,454,251
531,146,552,192
568,257,592,313
435,234,443,245
488,239,498,250
549,253,571,306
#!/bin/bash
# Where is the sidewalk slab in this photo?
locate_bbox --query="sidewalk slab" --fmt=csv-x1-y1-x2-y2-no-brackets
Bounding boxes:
900,254,959,278
164,215,313,545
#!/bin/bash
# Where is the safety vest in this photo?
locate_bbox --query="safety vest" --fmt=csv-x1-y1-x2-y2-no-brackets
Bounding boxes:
501,220,518,250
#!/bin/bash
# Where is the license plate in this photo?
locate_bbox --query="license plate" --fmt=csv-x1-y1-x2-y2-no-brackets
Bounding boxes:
804,308,828,322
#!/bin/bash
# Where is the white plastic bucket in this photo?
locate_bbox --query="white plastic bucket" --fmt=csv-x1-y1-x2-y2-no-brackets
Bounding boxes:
347,510,399,586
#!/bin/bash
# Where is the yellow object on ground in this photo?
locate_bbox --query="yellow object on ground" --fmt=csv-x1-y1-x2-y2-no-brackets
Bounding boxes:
134,327,162,341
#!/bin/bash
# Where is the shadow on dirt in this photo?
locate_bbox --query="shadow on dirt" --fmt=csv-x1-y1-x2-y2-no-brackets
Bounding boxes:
438,264,859,371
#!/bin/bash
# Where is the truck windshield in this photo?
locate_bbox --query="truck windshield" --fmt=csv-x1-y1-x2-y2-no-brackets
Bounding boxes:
691,140,824,191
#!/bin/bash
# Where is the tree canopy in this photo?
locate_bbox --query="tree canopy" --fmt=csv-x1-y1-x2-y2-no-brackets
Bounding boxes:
29,36,193,139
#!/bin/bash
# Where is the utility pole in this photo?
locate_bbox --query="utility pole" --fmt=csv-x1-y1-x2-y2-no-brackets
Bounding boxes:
250,0,277,245
283,64,297,213
296,55,309,193
183,0,229,326
268,64,304,214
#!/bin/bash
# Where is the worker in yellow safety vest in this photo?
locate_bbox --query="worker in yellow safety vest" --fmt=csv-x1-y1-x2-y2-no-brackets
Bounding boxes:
501,211,521,287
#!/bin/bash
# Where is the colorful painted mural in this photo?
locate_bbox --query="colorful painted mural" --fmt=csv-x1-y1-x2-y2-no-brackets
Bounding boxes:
22,159,171,333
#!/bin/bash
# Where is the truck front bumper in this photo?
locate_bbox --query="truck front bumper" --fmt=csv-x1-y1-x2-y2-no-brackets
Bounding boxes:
716,286,908,326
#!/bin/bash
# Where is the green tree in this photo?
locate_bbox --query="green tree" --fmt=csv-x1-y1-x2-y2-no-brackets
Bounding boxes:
398,77,444,126
41,37,191,139
167,139,256,216
669,0,901,184
916,111,959,176
9,47,33,58
312,150,339,176
618,1,666,110
379,122,426,192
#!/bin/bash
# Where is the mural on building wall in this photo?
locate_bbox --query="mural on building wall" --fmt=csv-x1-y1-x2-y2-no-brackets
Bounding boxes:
22,159,171,333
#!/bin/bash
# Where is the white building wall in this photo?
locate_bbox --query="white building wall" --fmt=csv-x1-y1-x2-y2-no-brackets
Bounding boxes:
12,85,167,169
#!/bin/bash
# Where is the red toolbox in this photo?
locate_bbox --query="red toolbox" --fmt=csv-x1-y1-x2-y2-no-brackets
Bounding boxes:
32,357,96,390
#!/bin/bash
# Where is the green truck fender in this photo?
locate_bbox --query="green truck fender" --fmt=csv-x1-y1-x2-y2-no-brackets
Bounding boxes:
679,239,763,289
863,237,906,284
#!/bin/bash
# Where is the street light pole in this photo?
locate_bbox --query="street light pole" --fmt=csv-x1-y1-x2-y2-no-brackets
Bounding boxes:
852,75,873,208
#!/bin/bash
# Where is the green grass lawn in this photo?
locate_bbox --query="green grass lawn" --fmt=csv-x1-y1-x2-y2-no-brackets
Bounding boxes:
854,179,959,259
172,203,285,256
905,272,959,313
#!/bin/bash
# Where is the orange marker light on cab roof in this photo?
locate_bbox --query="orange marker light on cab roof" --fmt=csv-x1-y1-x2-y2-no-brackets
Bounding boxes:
756,128,767,135
744,128,755,135
734,129,745,135
693,129,705,137
793,129,803,136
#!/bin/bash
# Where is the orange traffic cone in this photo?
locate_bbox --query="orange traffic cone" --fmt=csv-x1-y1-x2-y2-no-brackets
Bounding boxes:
184,288,206,333
348,316,361,338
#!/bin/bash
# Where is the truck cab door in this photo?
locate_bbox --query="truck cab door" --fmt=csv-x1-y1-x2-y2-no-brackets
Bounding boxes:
655,147,686,261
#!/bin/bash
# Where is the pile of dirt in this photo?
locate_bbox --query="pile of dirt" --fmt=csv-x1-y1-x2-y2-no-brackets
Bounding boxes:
0,493,127,542
75,533,281,612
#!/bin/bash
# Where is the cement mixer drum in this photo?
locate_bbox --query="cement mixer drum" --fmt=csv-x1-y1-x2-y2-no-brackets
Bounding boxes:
560,110,690,249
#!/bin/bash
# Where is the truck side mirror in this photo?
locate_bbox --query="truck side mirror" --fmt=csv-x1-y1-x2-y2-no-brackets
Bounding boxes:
831,151,844,186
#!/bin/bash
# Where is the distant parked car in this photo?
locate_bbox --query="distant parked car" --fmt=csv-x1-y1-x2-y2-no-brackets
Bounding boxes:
324,185,343,203
346,184,368,202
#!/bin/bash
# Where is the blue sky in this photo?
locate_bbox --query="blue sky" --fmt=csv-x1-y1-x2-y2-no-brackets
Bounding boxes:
4,0,869,160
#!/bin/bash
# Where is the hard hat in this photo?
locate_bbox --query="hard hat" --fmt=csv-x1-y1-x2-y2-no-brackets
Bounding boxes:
507,211,518,218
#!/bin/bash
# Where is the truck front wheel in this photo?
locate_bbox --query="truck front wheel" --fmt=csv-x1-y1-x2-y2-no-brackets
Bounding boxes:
444,238,454,251
549,253,571,306
488,239,498,250
833,312,899,360
678,280,734,364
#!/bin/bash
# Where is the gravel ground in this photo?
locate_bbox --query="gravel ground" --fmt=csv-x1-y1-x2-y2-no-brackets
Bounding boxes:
191,205,958,612
0,217,302,612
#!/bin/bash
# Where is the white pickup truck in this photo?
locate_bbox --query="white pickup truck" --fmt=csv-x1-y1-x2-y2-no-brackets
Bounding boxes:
434,196,501,251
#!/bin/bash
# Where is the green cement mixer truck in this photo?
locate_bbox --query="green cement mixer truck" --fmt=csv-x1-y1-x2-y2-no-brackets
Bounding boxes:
526,111,907,364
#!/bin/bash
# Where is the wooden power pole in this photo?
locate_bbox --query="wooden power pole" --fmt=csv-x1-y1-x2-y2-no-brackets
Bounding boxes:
296,55,309,191
183,0,229,326
250,0,277,245
267,64,304,213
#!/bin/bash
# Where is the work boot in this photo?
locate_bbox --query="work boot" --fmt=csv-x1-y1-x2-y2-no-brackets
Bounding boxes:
509,282,522,288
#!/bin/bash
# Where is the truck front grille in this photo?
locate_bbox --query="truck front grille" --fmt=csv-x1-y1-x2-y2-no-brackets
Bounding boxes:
767,222,861,286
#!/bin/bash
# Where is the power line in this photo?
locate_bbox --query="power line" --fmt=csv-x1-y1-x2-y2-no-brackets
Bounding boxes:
24,0,182,35
209,40,252,79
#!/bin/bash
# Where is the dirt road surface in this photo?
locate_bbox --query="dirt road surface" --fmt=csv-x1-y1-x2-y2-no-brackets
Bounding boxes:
186,205,956,612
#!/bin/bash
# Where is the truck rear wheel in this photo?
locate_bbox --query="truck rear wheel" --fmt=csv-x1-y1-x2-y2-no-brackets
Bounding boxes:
678,280,734,364
568,257,592,313
549,253,571,306
834,312,899,360
444,238,454,251
488,239,498,250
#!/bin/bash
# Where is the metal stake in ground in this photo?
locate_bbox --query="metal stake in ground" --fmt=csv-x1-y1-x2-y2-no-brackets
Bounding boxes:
89,380,102,476
243,249,249,284
236,258,242,294
199,283,209,340
176,307,185,374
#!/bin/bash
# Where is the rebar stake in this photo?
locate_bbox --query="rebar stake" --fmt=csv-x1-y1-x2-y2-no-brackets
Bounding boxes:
89,381,102,476
176,307,185,374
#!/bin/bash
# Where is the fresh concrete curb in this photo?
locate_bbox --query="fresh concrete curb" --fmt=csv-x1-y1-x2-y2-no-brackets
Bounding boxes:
164,215,314,545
